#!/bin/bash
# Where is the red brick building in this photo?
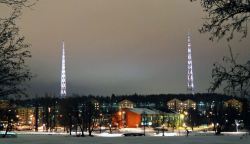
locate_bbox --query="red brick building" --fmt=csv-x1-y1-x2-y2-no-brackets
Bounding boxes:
112,108,161,128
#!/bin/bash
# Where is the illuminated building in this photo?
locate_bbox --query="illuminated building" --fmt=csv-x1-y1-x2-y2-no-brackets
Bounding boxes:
112,108,183,128
16,107,43,127
91,99,100,110
0,100,9,109
224,99,243,112
16,107,35,126
183,99,196,110
118,99,135,109
167,98,196,113
167,98,183,112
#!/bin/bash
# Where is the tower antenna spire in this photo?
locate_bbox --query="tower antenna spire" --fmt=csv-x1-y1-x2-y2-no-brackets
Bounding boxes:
187,33,194,94
60,41,66,98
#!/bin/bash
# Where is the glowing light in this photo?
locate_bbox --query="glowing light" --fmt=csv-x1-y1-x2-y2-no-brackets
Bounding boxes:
60,41,66,98
187,33,194,94
180,114,184,119
184,111,188,115
183,123,186,127
118,111,122,116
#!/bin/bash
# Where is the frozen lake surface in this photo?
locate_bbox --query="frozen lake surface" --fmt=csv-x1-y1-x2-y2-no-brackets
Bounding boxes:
0,134,250,144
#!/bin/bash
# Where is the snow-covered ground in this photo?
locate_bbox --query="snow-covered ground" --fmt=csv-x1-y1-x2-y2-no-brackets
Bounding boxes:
0,128,249,144
0,134,249,144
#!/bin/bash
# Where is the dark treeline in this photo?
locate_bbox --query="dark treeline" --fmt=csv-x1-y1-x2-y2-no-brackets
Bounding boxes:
1,93,249,136
15,93,247,109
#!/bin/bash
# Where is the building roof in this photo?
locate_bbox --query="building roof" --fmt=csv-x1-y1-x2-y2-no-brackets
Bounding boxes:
118,99,134,104
0,100,9,109
129,108,161,115
167,98,182,103
183,99,196,103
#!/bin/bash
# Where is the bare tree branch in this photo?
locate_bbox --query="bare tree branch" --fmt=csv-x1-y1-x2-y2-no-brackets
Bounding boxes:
0,1,33,98
209,46,250,97
191,0,250,41
0,0,37,8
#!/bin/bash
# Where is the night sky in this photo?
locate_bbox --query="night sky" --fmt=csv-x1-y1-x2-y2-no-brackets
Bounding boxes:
1,0,250,96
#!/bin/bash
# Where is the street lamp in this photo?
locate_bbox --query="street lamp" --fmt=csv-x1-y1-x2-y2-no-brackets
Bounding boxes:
118,111,122,128
122,111,126,128
142,111,146,136
235,120,240,132
162,124,165,136
99,113,103,133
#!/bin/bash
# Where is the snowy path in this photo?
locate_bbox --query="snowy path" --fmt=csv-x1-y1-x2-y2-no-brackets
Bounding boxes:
0,134,249,144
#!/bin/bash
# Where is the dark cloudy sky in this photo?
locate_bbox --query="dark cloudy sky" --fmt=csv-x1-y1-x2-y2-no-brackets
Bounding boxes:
1,0,250,96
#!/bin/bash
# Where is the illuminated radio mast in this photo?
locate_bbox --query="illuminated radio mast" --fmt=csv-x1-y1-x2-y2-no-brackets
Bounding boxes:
187,33,194,94
60,41,66,98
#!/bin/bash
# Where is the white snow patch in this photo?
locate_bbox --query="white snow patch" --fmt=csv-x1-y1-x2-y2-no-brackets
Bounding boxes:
93,132,123,137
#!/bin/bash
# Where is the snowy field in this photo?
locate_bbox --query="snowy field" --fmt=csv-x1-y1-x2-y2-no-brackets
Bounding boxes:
0,134,250,144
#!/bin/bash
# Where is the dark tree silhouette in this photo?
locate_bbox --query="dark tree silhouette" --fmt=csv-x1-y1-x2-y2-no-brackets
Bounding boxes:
83,100,99,136
211,100,230,134
0,1,34,98
224,105,240,131
58,98,74,135
34,101,39,132
0,0,36,6
0,100,17,138
209,46,250,97
0,0,36,138
191,1,250,98
187,108,200,131
191,0,250,41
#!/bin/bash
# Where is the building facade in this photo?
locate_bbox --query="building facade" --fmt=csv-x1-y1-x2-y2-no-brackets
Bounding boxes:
112,108,183,128
118,99,135,109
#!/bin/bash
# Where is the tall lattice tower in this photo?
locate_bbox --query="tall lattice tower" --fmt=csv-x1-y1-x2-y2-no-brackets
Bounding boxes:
60,41,66,98
187,33,194,94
